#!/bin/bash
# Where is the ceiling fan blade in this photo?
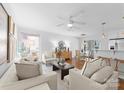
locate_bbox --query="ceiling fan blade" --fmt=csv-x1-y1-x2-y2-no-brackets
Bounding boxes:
67,26,80,31
57,16,66,20
56,23,64,27
73,21,86,25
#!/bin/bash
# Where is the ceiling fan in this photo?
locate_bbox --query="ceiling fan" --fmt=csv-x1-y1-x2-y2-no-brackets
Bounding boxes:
56,11,86,31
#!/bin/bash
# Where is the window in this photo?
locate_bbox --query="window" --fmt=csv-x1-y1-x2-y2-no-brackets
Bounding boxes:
18,32,40,59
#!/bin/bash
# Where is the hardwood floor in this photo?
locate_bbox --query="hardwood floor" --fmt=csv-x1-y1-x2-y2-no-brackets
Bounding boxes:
66,58,85,70
119,79,124,90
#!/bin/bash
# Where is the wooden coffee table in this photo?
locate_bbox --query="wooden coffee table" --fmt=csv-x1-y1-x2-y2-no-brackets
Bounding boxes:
52,62,74,80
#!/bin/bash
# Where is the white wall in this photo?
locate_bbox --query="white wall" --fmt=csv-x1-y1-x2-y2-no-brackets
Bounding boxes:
40,32,80,56
18,27,80,57
80,28,124,50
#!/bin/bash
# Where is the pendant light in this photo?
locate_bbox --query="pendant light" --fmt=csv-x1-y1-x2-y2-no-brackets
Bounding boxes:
101,22,106,38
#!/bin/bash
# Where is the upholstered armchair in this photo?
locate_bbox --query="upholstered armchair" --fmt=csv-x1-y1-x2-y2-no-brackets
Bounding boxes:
42,52,58,64
20,52,41,63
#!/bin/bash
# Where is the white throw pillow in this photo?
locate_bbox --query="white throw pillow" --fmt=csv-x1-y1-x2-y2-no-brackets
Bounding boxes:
15,63,41,80
90,66,113,84
81,58,104,78
81,58,108,77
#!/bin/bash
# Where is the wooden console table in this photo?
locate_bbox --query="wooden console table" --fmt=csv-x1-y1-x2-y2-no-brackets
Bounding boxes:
55,51,72,61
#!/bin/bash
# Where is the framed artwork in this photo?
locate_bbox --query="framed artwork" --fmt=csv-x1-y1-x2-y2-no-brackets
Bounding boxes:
9,16,14,61
0,4,9,64
94,40,100,49
9,16,15,35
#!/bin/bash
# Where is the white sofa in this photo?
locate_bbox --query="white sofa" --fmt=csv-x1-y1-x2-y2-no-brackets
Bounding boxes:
0,63,57,90
42,52,58,64
64,59,119,90
65,68,118,90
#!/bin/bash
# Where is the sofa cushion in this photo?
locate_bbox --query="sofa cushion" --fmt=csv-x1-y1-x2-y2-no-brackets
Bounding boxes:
27,83,50,90
81,58,107,78
15,63,41,80
0,75,48,90
19,61,43,74
64,75,70,85
90,66,113,84
83,64,100,78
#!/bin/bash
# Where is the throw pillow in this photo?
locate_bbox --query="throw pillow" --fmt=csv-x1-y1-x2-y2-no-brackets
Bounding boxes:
15,63,41,80
90,66,113,84
81,58,103,78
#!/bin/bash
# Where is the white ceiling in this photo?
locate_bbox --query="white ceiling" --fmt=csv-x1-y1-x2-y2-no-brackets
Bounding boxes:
7,3,124,37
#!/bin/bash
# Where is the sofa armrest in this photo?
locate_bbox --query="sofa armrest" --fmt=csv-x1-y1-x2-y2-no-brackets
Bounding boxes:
69,69,106,90
42,71,57,90
105,71,119,90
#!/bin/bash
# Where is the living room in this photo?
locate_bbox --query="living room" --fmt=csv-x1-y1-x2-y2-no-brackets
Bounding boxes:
0,0,124,92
